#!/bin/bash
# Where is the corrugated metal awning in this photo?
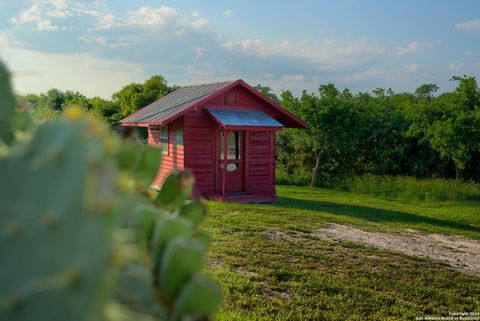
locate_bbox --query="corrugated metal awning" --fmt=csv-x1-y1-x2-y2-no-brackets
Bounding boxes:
207,109,284,128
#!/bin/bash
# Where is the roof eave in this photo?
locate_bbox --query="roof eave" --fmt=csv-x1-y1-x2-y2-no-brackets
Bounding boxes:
120,121,167,127
223,125,283,131
236,79,309,129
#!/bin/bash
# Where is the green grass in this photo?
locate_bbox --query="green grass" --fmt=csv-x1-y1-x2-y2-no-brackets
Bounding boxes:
203,185,480,321
336,175,480,203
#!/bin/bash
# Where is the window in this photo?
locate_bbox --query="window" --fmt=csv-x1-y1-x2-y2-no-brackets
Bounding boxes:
175,130,183,145
160,126,168,153
220,131,241,160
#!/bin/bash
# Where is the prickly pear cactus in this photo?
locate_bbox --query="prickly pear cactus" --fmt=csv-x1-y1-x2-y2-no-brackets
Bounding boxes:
0,62,221,321
0,61,15,145
113,171,221,321
0,118,117,321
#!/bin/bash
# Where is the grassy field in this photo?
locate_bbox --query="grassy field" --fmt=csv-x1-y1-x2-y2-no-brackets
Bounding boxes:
203,185,480,321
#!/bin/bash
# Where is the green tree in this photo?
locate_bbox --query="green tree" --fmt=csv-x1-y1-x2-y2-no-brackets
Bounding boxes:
409,76,480,179
113,75,172,119
414,83,439,101
88,96,120,126
276,90,313,185
254,84,280,103
295,84,365,187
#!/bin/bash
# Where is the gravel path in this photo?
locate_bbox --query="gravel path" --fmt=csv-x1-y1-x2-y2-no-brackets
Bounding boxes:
314,223,480,276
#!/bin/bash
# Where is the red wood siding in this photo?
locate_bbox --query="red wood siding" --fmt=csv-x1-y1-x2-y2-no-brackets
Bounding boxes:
205,85,302,128
206,85,273,114
247,131,273,195
150,118,184,189
183,108,217,196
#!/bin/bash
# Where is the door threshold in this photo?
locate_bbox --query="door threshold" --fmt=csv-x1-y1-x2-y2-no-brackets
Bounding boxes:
227,191,250,195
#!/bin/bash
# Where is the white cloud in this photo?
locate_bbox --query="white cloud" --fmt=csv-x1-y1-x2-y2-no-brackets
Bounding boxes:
223,38,267,55
5,2,467,97
194,47,205,59
14,3,43,23
191,17,208,29
448,63,465,73
37,19,59,31
1,47,144,98
455,19,480,32
447,62,480,74
222,10,234,17
95,13,116,29
125,6,208,31
79,34,130,48
127,6,178,28
12,1,76,24
48,0,69,9
223,38,384,67
48,9,73,18
395,41,434,56
464,50,473,56
11,0,113,31
403,63,422,73
0,31,10,49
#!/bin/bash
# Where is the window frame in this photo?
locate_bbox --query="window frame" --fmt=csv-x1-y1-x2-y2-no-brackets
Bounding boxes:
220,131,241,161
160,125,168,154
175,129,183,146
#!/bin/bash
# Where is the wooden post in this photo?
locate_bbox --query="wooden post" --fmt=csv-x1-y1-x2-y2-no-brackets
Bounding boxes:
172,128,177,169
223,129,228,199
269,131,274,196
244,131,250,193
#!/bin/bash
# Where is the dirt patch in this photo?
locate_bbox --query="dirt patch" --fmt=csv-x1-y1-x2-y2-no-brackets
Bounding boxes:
264,224,480,276
261,285,292,300
206,255,223,269
314,223,480,276
233,265,258,277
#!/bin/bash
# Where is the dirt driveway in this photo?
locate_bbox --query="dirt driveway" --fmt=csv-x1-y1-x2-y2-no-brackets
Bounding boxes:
317,224,480,275
267,223,480,276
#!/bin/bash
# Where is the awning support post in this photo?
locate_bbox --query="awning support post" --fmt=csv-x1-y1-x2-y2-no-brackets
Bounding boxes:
222,129,228,199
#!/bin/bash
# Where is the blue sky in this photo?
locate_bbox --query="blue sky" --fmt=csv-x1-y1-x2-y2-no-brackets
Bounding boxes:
0,0,479,98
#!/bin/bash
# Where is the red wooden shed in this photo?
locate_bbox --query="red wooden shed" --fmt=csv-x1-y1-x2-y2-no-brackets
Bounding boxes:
120,79,307,203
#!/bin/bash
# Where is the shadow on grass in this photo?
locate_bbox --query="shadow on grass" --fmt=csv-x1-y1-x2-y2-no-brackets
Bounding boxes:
274,197,480,232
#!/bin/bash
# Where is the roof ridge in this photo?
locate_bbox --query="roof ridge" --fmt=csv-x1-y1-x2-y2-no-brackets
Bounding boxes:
179,79,238,89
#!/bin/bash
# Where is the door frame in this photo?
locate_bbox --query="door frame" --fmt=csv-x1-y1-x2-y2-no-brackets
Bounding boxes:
215,127,249,195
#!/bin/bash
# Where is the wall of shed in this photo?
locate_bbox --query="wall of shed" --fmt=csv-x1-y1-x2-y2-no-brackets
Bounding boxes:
150,118,184,189
206,85,273,113
183,108,217,196
152,85,279,200
246,131,275,196
205,85,276,197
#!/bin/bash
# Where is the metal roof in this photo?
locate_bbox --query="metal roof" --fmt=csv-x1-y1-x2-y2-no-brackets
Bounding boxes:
120,80,235,124
208,109,283,128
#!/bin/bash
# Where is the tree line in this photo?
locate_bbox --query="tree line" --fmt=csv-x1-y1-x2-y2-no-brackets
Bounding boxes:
23,75,177,126
22,75,480,186
271,76,480,186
